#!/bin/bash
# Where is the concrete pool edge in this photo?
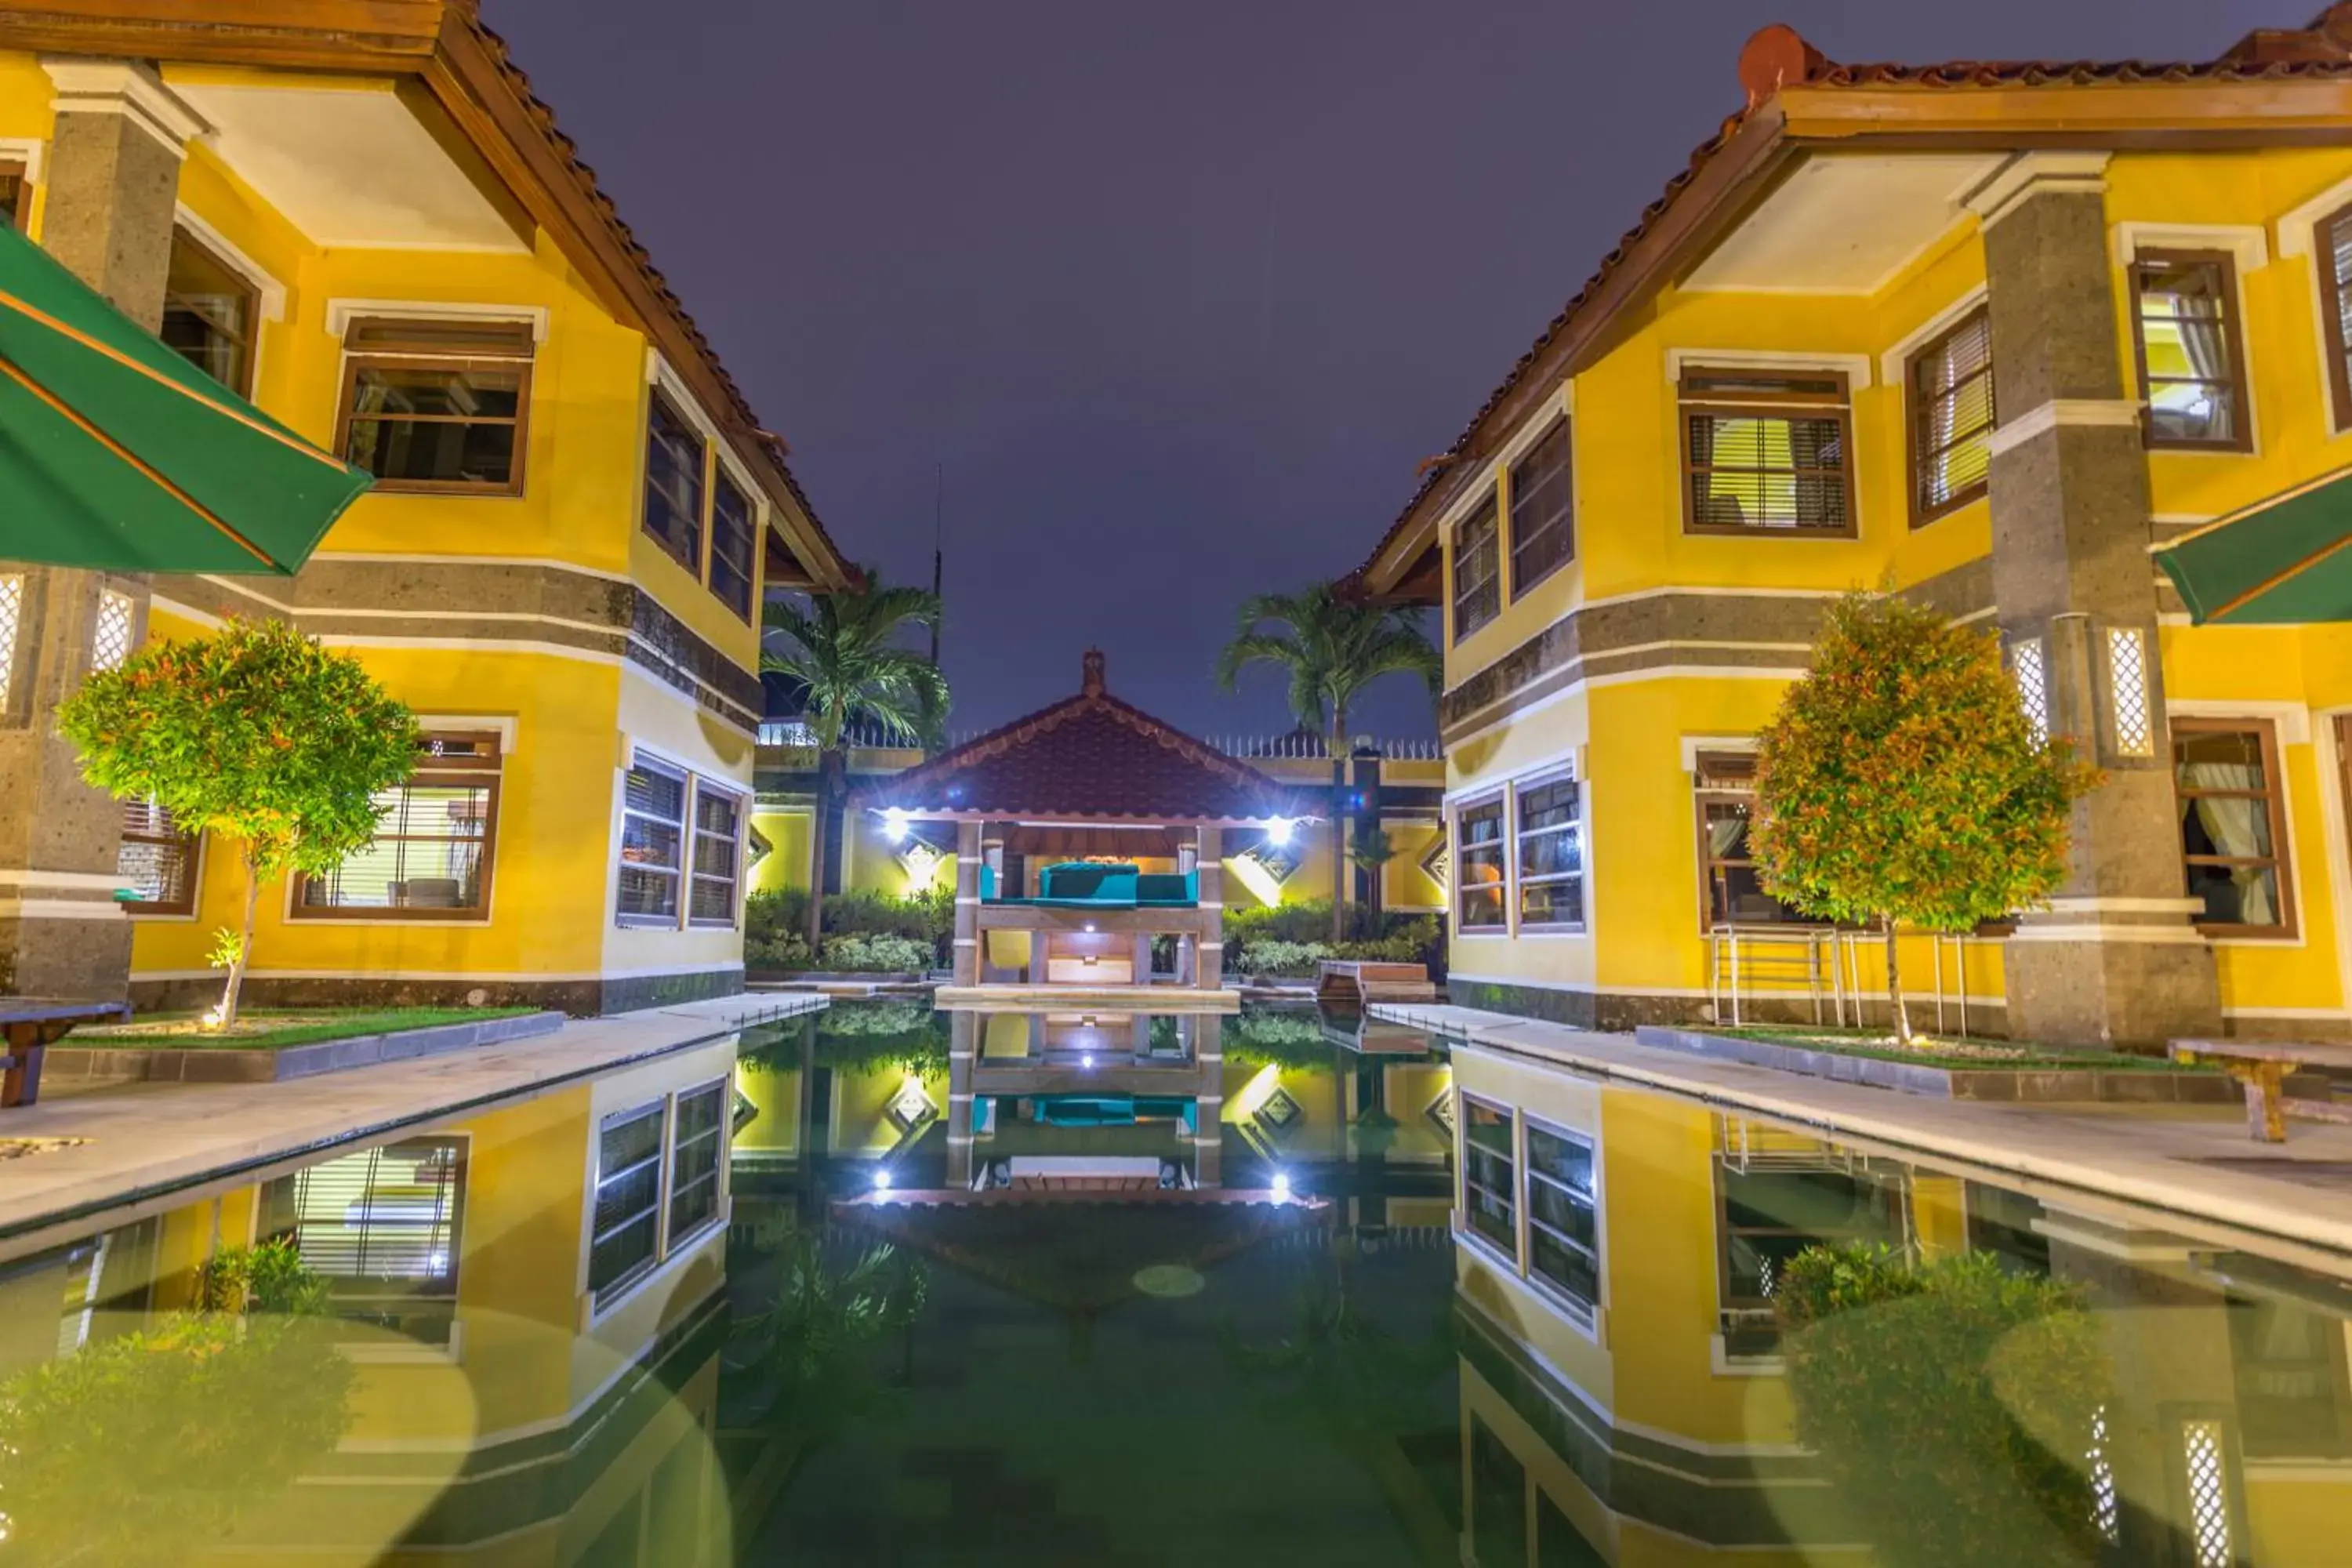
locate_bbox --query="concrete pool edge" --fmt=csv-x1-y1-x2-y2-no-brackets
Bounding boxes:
1376,1003,2352,1261
0,992,828,1256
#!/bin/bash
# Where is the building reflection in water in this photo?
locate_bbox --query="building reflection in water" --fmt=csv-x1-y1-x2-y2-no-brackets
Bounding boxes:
1447,1036,2352,1568
0,1035,739,1566
2,1003,2347,1565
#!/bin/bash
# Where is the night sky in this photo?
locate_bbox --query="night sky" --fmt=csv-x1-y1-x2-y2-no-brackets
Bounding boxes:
493,1,2273,741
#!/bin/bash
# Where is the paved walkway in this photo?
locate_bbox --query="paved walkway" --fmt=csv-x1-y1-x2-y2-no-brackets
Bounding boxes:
1373,1004,2352,1261
0,993,825,1253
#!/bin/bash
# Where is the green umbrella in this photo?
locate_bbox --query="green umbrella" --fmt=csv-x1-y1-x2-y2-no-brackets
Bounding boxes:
0,224,369,575
2154,463,2352,625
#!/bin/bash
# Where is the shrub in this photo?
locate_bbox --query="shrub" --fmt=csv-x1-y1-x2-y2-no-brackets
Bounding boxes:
1225,1008,1334,1070
746,886,949,970
1776,1243,2111,1566
1239,939,1330,978
820,933,935,974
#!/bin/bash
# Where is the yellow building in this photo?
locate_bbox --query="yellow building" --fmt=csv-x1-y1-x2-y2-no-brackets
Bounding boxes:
0,1034,740,1563
1446,1043,2352,1565
0,1,855,1014
1346,9,2352,1044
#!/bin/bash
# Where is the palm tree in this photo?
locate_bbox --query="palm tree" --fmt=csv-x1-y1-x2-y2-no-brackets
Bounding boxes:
762,570,949,948
1215,586,1440,942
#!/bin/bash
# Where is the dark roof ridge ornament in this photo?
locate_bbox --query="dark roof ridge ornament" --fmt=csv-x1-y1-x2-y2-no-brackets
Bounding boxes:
1082,647,1107,697
2223,5,2352,64
1739,24,1831,112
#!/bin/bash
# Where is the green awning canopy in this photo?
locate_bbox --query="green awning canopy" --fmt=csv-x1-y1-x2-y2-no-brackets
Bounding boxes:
0,224,369,575
2155,465,2352,625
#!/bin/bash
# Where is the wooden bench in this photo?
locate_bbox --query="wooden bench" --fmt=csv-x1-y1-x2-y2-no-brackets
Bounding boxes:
1316,960,1436,1007
0,999,132,1108
2169,1038,2352,1142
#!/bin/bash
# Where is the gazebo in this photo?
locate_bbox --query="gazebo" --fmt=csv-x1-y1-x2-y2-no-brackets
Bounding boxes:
862,649,1305,1005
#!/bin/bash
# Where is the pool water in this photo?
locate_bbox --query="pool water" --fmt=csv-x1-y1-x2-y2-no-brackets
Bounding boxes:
0,998,2347,1566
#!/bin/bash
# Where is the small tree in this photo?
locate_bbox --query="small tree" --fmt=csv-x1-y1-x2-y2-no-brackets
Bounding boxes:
1749,592,2096,1045
58,618,418,1028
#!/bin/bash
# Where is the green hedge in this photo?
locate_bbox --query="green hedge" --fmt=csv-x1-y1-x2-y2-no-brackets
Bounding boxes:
746,886,952,971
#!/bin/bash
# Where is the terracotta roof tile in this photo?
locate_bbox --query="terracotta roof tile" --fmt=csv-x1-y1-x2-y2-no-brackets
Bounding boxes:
1349,7,2352,588
462,10,848,577
861,652,1305,824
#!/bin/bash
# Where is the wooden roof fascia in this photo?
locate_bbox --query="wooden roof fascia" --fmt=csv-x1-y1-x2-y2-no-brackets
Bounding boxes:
0,1,445,69
425,26,854,593
1776,79,2352,146
1359,105,1794,596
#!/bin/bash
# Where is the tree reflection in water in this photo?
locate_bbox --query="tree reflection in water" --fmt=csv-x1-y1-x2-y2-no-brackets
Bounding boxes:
0,1241,355,1566
734,1223,931,1449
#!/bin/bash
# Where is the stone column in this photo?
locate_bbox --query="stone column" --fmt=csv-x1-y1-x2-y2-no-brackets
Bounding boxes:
951,821,982,986
944,1010,975,1189
1192,1014,1221,1189
1972,154,2221,1047
0,63,202,999
1196,826,1223,989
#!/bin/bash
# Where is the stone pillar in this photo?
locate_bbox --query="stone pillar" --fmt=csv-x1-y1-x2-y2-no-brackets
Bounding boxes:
0,63,202,999
1196,826,1223,989
951,822,982,986
1192,1014,1221,1189
1972,154,2221,1047
944,1011,976,1189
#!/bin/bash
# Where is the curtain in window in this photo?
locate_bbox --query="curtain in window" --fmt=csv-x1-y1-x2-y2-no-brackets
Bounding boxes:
2183,760,2274,925
2175,288,2230,383
1707,811,1747,859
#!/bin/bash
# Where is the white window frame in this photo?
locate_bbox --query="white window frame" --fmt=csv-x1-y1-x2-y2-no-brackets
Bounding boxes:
585,1080,735,1323
1521,1113,1602,1331
1456,1091,1520,1273
686,778,746,931
1450,790,1509,937
616,750,692,929
1512,767,1584,935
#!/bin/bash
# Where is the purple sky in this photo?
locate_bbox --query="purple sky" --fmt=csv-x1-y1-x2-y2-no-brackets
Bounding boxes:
491,0,2276,739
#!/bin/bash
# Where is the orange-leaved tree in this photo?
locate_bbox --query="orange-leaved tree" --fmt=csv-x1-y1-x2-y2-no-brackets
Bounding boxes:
1749,592,2098,1046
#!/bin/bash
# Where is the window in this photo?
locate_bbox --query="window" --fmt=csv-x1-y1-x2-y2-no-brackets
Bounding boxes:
1907,307,1994,525
1718,1161,1904,1358
666,1080,727,1243
2176,720,2293,936
90,588,132,673
1461,1096,1516,1256
590,1103,666,1307
1515,773,1582,930
688,782,742,927
1525,1120,1598,1317
1451,492,1500,641
642,390,706,575
160,227,258,397
336,316,533,494
1681,368,1854,536
294,732,499,919
2229,1292,2352,1459
2321,204,2352,430
261,1136,465,1347
118,798,197,916
1508,419,1574,596
618,753,690,925
1695,752,1808,927
1456,796,1507,931
708,470,757,620
2129,251,2252,452
0,160,27,231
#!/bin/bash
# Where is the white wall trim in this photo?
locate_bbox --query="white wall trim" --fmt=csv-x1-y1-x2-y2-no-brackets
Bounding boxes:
1664,347,1875,392
172,203,287,321
325,298,550,343
1986,398,2141,456
0,136,44,190
1959,151,2111,229
1679,735,1758,771
645,350,760,504
413,714,521,753
309,552,632,584
1878,283,1989,387
2112,221,2270,277
40,58,209,154
2167,698,2311,746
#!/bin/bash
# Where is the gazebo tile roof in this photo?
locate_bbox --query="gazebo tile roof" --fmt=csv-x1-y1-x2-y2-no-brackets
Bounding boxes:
860,650,1304,824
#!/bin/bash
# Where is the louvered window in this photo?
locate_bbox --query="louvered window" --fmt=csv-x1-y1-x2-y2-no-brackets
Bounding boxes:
688,784,742,927
294,731,499,919
1451,492,1500,641
590,1103,666,1306
2325,204,2352,430
1681,368,1854,536
1508,418,1574,596
1908,307,1995,524
618,753,690,925
118,797,198,916
263,1136,465,1346
667,1081,727,1243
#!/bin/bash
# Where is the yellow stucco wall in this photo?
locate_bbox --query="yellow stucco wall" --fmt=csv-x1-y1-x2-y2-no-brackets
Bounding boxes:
1432,142,2352,1030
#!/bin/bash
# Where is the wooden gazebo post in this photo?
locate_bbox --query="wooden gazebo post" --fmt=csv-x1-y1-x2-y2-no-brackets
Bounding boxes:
953,820,983,985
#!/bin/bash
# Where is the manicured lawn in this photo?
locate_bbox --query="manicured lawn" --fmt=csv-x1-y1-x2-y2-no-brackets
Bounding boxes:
70,1007,539,1051
1715,1025,2216,1073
